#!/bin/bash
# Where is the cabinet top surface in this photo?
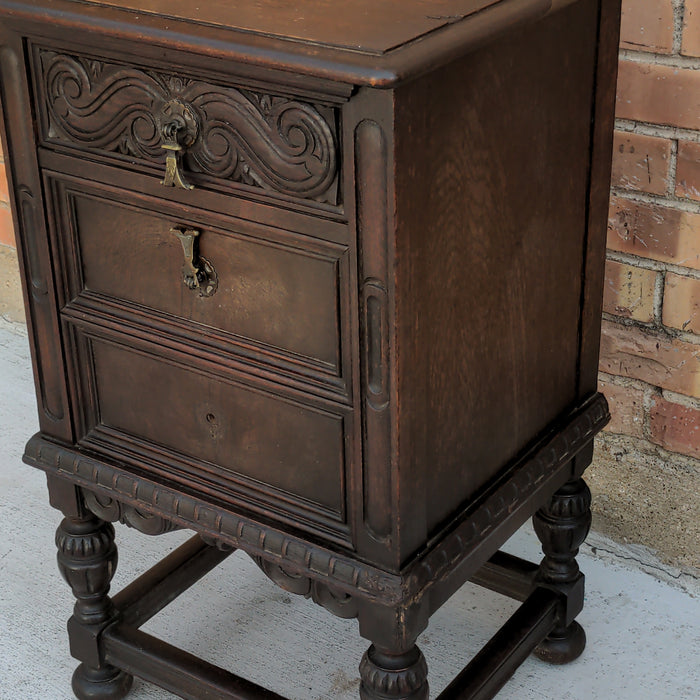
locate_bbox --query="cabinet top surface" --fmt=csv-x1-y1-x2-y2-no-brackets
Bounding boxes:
72,0,501,53
2,0,570,85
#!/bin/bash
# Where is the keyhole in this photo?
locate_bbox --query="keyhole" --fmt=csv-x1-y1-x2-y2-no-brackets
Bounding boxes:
205,413,219,440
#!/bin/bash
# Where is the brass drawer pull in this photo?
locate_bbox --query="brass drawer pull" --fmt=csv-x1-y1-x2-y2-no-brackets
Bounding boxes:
171,227,218,297
159,100,199,190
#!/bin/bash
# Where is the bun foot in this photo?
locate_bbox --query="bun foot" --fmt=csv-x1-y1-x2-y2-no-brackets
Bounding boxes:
72,663,133,700
534,620,586,665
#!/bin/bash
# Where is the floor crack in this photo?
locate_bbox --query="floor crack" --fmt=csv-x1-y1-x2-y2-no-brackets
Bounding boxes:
584,542,700,582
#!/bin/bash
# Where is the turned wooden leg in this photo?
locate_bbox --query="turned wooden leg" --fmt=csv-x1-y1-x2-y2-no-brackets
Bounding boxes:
532,477,592,665
359,644,429,700
56,515,133,700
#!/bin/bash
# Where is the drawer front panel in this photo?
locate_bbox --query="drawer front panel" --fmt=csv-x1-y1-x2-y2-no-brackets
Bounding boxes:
52,177,347,379
33,46,340,207
81,335,349,532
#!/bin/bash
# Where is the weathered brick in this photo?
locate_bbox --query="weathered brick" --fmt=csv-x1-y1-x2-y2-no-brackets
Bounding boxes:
682,0,700,57
620,0,674,53
663,273,700,333
675,140,700,202
0,204,15,247
615,60,700,130
0,96,4,160
649,395,700,458
0,161,9,205
599,319,700,398
611,131,670,195
607,196,700,270
598,376,646,438
603,259,657,322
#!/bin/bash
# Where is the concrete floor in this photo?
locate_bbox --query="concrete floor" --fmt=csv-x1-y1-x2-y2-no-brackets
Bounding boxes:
1,316,699,700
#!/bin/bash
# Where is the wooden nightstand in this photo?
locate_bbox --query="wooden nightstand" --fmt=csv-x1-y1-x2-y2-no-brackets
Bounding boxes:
0,1,621,698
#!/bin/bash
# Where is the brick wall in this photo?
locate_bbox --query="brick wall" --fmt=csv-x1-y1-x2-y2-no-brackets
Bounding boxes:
602,0,700,462
0,137,13,247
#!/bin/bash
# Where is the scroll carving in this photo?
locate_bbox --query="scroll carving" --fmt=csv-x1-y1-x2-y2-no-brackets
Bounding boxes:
38,50,338,203
251,555,359,620
82,489,181,536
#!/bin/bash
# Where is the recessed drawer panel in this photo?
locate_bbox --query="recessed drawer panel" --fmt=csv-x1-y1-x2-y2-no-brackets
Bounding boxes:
79,335,349,538
50,176,348,384
33,45,340,208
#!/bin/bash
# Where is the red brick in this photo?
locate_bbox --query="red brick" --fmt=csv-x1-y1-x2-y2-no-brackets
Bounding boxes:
611,131,671,195
615,60,700,130
0,204,15,247
663,273,700,334
682,0,700,57
599,319,700,398
649,395,700,458
603,259,657,322
0,96,4,160
620,0,674,53
675,141,700,202
598,376,646,438
0,161,9,205
607,196,700,270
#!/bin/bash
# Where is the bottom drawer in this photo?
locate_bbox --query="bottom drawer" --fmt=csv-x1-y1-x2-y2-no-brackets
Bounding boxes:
73,333,351,542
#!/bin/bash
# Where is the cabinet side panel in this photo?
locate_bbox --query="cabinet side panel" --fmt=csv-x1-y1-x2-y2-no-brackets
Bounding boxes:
577,0,622,398
0,28,73,441
395,0,601,537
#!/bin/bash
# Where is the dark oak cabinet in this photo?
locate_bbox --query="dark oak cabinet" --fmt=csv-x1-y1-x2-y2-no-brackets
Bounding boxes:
0,1,621,697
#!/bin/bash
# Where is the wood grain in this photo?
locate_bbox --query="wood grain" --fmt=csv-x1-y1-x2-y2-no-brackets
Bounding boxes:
80,0,502,53
2,0,620,695
1,0,579,86
394,0,600,537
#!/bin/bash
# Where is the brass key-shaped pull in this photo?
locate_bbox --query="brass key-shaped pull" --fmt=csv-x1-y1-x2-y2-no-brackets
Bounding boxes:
158,100,199,190
171,227,218,297
162,142,193,190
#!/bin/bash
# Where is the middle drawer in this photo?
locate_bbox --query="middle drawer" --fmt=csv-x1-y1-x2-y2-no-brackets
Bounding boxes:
46,169,352,397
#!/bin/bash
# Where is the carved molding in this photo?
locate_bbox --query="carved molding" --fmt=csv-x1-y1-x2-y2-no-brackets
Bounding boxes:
56,518,116,562
38,49,338,203
533,478,593,585
404,393,610,597
55,516,118,625
82,489,182,536
251,555,359,619
25,435,402,604
539,479,592,520
355,119,392,543
2,42,70,432
24,393,609,605
359,645,429,699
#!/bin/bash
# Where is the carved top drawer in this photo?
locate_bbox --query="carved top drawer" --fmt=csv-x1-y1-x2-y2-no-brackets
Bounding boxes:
32,46,341,208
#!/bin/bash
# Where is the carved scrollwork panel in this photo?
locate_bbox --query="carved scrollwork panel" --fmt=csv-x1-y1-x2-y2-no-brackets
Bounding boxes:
36,49,339,203
185,85,337,198
82,489,181,536
43,53,165,159
251,555,359,620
